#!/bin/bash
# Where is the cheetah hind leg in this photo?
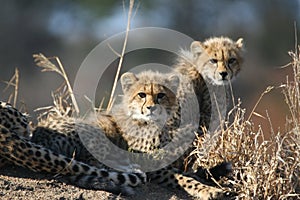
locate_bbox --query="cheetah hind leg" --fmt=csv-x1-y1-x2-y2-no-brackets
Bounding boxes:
0,125,146,195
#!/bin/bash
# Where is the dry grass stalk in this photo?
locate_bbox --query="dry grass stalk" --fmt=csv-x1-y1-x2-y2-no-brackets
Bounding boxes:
2,68,19,107
35,82,73,122
106,0,135,111
33,53,79,115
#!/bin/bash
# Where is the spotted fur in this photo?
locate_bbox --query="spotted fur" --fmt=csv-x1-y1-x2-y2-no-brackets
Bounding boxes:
0,102,146,195
109,71,233,199
175,36,244,130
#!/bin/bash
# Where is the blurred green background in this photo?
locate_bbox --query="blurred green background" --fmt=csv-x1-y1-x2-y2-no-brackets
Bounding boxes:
0,0,298,130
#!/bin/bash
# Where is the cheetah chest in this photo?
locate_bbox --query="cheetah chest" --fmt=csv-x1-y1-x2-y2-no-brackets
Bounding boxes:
121,122,172,153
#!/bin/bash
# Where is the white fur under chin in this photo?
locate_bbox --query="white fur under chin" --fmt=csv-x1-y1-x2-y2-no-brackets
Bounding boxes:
210,78,229,86
130,110,168,124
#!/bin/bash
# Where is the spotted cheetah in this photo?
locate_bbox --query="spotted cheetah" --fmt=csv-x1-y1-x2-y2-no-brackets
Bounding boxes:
173,36,244,174
116,71,234,199
175,36,244,131
0,101,146,195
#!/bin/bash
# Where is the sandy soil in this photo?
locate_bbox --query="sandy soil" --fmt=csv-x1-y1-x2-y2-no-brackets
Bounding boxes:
0,164,191,200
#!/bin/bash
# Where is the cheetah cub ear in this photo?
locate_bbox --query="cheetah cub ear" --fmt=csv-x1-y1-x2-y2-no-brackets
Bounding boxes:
235,38,244,49
121,72,138,93
167,74,180,93
190,41,205,57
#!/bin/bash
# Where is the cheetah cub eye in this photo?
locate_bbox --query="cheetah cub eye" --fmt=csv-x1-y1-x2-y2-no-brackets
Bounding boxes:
209,59,218,64
228,58,237,65
138,92,146,98
156,93,166,102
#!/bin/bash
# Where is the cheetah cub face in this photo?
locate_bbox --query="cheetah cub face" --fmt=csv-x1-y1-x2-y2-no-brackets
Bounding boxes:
120,71,179,123
191,37,244,85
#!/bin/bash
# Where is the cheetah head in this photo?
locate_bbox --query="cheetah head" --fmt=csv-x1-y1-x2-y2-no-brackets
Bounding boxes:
120,71,179,123
191,37,244,85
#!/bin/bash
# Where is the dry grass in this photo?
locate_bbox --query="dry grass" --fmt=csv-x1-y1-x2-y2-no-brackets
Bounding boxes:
2,68,19,107
33,53,79,115
191,47,300,199
33,53,75,121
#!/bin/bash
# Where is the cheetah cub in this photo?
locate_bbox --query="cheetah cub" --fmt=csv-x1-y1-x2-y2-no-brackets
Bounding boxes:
0,101,146,195
175,36,244,130
104,71,233,199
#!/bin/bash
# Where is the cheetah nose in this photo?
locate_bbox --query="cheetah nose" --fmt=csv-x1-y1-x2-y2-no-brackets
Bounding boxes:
147,106,156,112
219,72,228,79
